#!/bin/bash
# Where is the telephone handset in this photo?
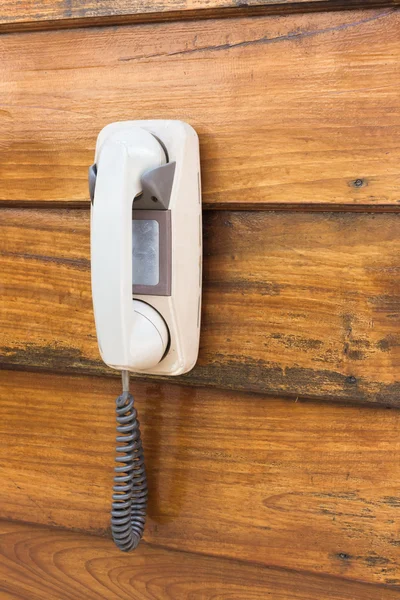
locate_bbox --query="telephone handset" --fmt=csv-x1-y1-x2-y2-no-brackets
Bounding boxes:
90,121,202,551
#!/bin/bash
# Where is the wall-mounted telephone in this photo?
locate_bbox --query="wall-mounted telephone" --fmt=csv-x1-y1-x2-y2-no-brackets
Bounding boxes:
89,121,202,551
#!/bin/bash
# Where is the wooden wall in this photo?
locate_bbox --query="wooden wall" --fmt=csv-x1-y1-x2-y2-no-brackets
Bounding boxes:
0,1,400,598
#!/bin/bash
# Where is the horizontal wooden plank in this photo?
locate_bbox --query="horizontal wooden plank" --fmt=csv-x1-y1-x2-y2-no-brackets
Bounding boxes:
0,521,398,600
1,370,400,587
0,9,399,209
0,1,398,32
2,208,400,405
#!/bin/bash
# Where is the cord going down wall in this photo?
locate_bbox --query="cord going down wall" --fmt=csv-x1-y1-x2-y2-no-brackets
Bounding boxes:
111,371,148,551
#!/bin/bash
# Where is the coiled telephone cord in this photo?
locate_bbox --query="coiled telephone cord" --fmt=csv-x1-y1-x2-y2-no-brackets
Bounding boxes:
111,371,148,551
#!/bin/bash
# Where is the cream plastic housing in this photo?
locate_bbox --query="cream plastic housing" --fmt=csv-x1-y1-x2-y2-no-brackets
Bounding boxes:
90,120,202,375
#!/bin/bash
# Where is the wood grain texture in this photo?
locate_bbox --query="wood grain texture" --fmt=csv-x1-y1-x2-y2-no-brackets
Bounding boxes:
0,522,398,600
1,370,400,587
2,208,400,405
0,0,398,32
0,9,399,209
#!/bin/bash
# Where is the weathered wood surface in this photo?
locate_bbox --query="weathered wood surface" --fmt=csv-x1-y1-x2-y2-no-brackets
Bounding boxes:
1,9,399,209
1,521,398,600
1,370,400,587
1,208,400,405
0,0,398,32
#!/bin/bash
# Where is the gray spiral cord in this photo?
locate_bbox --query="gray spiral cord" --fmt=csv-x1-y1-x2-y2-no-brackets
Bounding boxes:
111,370,148,551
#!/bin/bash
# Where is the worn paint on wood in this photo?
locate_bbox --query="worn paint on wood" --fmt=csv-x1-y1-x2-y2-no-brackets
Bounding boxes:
1,521,399,600
0,9,399,209
1,209,400,405
0,370,400,587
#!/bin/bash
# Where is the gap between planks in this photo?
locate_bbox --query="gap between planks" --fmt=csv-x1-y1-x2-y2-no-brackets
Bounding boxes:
2,201,400,213
0,0,398,34
0,519,398,599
